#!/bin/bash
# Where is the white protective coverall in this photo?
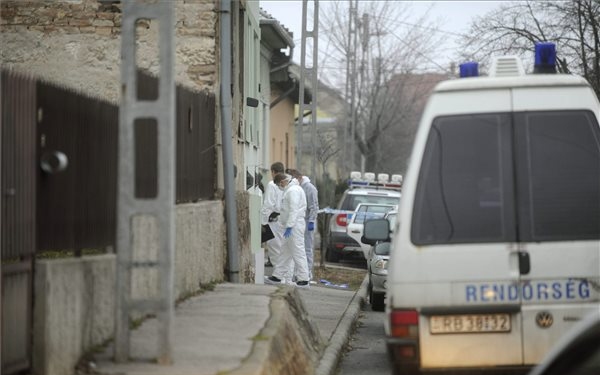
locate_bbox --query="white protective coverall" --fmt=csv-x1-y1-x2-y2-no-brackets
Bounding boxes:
272,178,310,282
299,176,319,279
261,180,284,268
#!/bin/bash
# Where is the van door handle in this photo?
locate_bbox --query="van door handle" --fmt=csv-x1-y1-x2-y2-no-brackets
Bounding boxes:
351,229,360,233
518,251,530,275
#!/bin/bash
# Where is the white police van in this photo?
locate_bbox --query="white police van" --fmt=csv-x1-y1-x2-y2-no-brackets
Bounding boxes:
366,43,600,374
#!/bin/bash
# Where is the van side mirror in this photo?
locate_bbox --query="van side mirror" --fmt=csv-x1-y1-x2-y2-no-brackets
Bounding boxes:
363,218,391,242
361,235,377,246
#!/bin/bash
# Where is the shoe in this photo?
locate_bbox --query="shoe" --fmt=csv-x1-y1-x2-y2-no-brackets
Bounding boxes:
264,276,282,285
295,280,310,288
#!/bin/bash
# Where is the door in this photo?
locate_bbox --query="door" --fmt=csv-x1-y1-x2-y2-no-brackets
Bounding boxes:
1,71,36,375
408,112,524,367
347,203,396,259
513,110,600,364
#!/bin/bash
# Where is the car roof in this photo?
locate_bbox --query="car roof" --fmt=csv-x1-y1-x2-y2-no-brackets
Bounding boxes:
346,188,401,196
434,74,590,93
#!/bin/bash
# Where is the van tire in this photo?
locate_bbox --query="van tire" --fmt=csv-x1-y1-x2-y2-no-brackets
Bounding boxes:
371,290,385,311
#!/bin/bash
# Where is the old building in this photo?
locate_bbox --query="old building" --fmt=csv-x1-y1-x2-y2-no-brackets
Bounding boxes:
0,1,295,374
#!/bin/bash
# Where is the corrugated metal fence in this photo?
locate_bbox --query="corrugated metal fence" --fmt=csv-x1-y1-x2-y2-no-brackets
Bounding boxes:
36,82,119,252
1,70,36,375
1,70,217,253
35,72,216,253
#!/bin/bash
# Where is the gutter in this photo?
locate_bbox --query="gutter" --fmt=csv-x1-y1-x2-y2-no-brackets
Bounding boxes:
219,0,240,283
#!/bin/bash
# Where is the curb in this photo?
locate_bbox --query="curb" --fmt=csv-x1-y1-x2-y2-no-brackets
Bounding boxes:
315,275,369,375
229,286,323,375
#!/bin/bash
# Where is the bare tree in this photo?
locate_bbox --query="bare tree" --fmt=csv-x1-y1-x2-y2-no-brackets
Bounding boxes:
315,129,340,174
459,0,600,97
319,0,446,175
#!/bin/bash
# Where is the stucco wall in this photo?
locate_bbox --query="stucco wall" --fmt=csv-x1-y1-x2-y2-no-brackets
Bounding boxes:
269,87,296,168
175,201,228,292
33,255,116,375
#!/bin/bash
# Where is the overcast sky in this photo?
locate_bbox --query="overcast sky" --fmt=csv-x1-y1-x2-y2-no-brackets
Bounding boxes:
259,0,509,70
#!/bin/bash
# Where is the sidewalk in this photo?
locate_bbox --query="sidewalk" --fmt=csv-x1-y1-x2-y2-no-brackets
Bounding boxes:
91,277,368,375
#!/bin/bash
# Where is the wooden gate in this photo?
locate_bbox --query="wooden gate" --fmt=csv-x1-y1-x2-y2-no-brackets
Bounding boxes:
1,70,37,375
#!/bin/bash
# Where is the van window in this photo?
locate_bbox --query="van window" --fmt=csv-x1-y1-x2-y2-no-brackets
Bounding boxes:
353,204,396,224
412,111,600,245
412,114,515,244
515,111,600,241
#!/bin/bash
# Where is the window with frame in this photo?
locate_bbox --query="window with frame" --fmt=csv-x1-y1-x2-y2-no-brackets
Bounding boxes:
411,111,600,245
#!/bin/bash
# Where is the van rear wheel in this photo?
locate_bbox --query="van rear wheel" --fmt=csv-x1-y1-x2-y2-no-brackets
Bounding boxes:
370,291,385,311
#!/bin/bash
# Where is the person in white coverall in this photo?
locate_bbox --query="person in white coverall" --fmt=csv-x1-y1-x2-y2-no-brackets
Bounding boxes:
287,169,319,280
261,162,285,272
265,173,310,287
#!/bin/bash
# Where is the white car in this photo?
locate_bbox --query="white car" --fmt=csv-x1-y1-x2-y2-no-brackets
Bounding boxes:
346,203,397,260
325,174,400,262
365,211,396,311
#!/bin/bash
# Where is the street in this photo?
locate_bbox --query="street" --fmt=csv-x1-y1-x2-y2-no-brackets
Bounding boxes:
336,303,392,375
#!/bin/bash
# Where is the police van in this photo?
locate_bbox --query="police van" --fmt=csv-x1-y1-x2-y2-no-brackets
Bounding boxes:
365,43,600,374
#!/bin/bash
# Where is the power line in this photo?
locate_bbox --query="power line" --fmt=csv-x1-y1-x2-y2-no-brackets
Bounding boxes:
385,28,449,72
378,15,469,38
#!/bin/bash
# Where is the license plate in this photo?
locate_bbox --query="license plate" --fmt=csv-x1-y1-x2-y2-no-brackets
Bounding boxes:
430,314,511,334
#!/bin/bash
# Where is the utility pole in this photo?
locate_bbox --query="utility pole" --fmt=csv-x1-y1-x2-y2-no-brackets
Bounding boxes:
345,0,358,174
359,13,369,174
310,1,319,180
116,0,175,365
297,0,319,180
296,2,307,169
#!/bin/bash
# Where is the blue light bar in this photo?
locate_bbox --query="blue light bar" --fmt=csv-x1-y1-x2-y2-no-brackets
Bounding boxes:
534,42,556,74
459,62,479,78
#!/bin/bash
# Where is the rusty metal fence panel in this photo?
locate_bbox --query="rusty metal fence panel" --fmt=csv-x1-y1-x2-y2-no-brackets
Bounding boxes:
1,70,37,259
176,85,216,202
1,70,36,375
137,72,216,202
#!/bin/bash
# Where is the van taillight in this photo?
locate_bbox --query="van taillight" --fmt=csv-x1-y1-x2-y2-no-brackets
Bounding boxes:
391,309,419,338
335,213,348,227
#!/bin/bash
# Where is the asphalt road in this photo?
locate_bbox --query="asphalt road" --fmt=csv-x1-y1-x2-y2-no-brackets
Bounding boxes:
336,303,393,375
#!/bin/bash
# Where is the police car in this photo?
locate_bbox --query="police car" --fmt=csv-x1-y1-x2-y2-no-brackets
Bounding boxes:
364,43,600,374
325,172,401,262
346,202,397,260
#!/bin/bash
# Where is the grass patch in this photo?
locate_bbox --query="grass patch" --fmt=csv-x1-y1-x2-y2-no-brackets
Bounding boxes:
251,334,270,341
311,250,367,291
313,265,366,291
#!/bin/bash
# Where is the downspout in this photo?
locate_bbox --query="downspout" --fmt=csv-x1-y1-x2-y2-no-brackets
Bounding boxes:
219,0,239,282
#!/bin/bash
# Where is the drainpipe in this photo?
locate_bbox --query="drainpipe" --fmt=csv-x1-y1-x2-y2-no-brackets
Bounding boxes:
219,0,239,283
